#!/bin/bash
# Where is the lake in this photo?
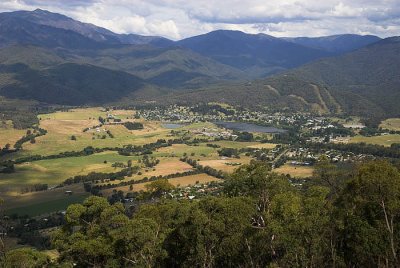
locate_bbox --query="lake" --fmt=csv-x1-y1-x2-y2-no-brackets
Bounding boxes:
162,123,184,129
214,121,286,133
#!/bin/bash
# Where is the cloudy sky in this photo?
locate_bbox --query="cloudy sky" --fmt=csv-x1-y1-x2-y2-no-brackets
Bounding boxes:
0,0,399,40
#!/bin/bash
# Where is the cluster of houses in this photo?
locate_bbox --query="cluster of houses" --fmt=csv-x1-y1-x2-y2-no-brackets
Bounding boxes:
285,147,375,164
167,182,223,200
137,105,354,134
191,127,237,139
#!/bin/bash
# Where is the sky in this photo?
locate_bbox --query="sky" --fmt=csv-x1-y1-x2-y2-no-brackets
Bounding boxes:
0,0,399,40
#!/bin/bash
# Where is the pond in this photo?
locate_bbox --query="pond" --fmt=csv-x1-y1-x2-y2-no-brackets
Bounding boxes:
214,121,286,133
162,123,185,129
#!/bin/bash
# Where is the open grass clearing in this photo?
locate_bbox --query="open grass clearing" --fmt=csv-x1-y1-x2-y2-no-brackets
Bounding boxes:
140,157,194,177
102,173,221,195
0,127,27,148
210,140,260,149
246,143,277,149
2,182,90,216
274,164,314,178
0,151,139,188
101,157,195,186
198,155,252,173
349,134,400,147
155,144,217,157
5,194,89,217
18,118,170,157
38,107,107,120
380,118,400,131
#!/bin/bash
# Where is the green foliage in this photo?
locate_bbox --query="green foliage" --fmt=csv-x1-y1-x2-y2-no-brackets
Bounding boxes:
218,147,239,157
336,160,400,266
14,160,399,267
2,248,50,268
123,122,144,130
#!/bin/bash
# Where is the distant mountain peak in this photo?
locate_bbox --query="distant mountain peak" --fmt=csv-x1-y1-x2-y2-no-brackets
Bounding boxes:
283,34,381,54
0,9,173,47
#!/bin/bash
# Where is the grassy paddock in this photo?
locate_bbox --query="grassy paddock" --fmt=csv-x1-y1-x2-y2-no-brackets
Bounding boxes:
246,143,277,149
2,183,89,216
274,164,314,178
5,194,89,217
198,156,252,173
102,173,221,195
380,118,400,131
155,144,217,158
0,151,139,188
18,108,170,157
350,134,400,147
0,120,27,148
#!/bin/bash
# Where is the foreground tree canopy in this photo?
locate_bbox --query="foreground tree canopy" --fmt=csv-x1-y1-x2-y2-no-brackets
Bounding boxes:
1,160,400,267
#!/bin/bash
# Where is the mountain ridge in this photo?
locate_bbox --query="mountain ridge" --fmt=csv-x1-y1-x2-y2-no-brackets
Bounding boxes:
0,8,397,122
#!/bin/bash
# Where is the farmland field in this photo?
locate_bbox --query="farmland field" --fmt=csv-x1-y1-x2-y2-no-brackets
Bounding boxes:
0,107,283,215
274,163,314,178
102,173,221,194
246,143,277,149
2,183,89,216
349,134,400,146
155,144,217,157
5,194,89,217
15,108,170,157
380,118,400,131
0,151,139,188
0,120,27,148
198,156,253,173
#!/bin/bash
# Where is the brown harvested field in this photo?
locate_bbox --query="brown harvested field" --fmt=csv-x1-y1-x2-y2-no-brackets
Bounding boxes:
40,119,99,135
0,127,27,148
198,156,252,173
274,164,314,178
38,107,107,120
102,173,220,194
140,158,194,177
380,118,400,131
246,143,278,149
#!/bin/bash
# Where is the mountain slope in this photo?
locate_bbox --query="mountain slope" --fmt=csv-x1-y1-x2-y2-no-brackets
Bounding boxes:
0,63,148,105
284,34,381,54
0,12,111,49
148,37,400,120
176,30,332,77
285,37,400,117
2,9,172,47
0,44,245,90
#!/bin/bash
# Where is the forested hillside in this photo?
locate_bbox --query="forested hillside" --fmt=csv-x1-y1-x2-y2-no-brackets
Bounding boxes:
157,36,400,122
177,30,332,77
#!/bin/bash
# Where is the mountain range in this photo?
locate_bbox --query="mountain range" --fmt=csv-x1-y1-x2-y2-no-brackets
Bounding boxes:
0,8,398,122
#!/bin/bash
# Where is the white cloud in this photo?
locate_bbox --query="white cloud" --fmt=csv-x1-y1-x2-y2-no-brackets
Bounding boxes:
0,0,399,39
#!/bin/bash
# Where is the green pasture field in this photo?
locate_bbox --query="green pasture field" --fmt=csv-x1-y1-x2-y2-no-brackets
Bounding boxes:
210,140,260,149
0,151,139,188
5,194,89,217
0,107,283,214
10,109,172,157
2,183,88,216
154,144,218,158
